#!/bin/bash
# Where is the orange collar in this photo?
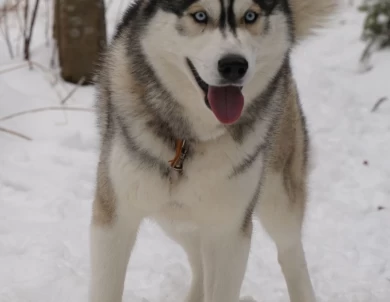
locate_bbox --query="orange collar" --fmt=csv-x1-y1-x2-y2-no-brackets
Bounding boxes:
169,139,188,171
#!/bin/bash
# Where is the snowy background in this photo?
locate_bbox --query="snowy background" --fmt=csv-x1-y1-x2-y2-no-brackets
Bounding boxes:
0,0,389,301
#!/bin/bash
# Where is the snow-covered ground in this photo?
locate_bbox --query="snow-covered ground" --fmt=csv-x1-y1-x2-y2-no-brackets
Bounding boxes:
1,1,389,301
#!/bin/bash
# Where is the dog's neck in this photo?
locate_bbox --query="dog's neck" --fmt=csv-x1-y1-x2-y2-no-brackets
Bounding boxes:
126,49,291,151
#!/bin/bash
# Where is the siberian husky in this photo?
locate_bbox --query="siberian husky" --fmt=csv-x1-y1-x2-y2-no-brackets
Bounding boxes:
89,1,336,301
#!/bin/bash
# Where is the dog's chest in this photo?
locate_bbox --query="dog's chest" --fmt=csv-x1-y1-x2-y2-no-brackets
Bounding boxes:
110,136,264,228
154,148,263,232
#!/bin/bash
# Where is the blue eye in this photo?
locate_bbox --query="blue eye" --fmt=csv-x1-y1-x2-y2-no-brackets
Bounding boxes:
244,11,258,24
193,11,208,23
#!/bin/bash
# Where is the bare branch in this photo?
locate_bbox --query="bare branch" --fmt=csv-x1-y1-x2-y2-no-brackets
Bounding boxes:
29,60,59,84
0,1,15,59
61,76,86,105
371,97,388,112
28,60,70,102
50,42,57,68
12,0,25,57
43,0,50,46
360,38,376,64
0,106,94,122
0,62,72,104
23,0,28,39
0,126,32,141
0,63,28,75
0,0,23,17
0,2,19,13
24,0,40,61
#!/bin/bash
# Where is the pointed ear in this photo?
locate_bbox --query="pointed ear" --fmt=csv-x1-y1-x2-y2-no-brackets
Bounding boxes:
289,0,338,42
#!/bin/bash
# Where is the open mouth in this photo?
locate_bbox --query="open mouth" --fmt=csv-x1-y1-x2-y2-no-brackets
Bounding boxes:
186,58,244,125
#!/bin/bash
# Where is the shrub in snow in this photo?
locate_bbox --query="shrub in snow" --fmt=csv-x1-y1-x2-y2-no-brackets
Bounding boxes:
359,0,390,60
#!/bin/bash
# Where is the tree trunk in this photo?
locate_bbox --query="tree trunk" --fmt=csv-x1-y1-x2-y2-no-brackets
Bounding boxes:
54,0,107,85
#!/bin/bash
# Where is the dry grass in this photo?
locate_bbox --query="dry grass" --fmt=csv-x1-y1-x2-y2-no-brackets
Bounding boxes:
0,0,23,14
0,126,32,141
0,107,94,122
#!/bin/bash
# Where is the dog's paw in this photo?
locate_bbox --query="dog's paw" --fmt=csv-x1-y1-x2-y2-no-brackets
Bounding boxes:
239,296,257,302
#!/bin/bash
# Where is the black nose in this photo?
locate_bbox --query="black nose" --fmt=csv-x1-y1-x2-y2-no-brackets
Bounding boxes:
218,55,248,82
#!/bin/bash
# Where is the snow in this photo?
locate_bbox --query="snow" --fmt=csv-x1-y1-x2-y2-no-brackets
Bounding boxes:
1,1,390,301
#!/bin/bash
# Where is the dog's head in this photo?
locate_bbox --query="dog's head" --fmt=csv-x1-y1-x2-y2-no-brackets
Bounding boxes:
137,0,336,126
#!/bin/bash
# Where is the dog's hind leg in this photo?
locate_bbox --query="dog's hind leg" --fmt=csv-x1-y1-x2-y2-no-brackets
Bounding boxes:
256,171,316,302
201,222,252,302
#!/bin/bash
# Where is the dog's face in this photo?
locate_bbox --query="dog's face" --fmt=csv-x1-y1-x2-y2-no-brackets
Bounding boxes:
141,0,293,125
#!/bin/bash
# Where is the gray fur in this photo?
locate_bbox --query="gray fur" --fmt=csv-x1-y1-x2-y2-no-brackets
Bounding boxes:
230,142,266,178
116,115,172,178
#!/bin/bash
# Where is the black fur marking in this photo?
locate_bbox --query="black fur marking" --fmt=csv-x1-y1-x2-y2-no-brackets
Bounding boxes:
115,0,204,40
187,58,213,108
143,0,159,18
219,0,227,32
254,0,278,15
160,0,201,16
227,0,237,34
230,142,266,177
186,58,209,94
296,92,310,167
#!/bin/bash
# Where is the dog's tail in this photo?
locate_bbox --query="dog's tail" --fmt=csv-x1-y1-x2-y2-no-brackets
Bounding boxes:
290,0,339,42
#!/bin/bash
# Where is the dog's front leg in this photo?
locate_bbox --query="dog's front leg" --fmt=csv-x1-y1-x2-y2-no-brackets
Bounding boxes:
201,222,252,302
256,171,316,302
89,190,143,302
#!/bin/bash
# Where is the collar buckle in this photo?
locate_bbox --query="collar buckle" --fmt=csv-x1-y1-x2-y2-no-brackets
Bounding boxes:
169,140,188,171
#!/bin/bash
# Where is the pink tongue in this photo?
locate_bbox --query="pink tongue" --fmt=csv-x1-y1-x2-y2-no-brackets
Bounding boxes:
207,86,244,124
